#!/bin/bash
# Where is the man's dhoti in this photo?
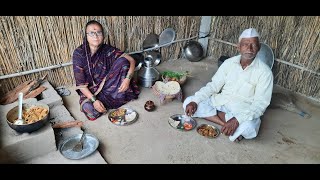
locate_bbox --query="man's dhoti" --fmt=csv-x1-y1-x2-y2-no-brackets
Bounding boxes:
183,96,261,141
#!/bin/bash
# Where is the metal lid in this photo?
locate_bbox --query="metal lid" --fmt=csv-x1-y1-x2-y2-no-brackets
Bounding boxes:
256,43,275,69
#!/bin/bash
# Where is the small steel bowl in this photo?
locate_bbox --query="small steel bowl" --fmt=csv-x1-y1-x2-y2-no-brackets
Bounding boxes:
197,124,220,138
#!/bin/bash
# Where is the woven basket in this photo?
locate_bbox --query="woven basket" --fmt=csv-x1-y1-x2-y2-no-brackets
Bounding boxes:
162,74,187,85
152,81,182,104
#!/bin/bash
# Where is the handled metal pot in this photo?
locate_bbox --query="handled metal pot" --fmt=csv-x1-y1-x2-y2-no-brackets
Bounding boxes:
6,102,50,133
183,40,204,62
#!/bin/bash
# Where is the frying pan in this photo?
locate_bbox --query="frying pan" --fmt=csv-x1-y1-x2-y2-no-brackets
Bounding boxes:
6,102,50,133
183,40,204,62
142,33,159,49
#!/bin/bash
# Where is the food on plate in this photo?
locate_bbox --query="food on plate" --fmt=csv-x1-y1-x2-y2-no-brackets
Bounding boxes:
183,122,193,130
110,108,127,117
197,125,218,138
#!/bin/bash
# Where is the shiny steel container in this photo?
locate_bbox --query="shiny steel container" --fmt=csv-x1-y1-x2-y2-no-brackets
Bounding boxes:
138,57,160,88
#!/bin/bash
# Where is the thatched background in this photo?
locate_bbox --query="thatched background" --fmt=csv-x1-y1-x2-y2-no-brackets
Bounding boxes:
0,16,201,96
0,16,319,101
208,16,320,101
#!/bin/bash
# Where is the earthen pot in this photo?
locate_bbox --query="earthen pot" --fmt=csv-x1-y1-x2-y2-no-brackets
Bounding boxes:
144,100,156,112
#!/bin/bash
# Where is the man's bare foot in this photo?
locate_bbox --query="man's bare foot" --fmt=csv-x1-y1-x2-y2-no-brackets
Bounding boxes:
205,115,225,126
234,135,244,143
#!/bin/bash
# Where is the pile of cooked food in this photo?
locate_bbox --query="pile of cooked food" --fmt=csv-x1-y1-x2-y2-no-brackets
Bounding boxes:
110,108,127,118
15,106,49,124
197,125,218,138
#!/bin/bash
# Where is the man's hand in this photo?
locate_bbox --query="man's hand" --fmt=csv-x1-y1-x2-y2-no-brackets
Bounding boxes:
93,100,107,113
185,101,197,116
118,78,130,92
221,117,239,136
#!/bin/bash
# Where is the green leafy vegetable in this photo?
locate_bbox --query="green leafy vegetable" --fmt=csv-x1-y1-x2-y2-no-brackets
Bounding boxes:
161,70,187,79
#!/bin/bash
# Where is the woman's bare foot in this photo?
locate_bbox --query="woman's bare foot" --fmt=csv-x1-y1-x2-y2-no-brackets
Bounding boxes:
205,115,225,126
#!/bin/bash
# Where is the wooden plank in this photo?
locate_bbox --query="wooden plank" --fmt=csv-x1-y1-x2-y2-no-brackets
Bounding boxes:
24,86,47,99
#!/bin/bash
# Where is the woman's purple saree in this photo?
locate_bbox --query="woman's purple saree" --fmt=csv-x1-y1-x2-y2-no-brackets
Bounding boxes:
72,41,140,120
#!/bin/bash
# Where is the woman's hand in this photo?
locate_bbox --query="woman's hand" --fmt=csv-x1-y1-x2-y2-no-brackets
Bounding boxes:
93,100,107,113
185,101,197,116
118,78,130,92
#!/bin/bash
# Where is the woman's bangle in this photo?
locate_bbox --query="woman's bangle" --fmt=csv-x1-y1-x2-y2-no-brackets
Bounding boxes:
125,73,132,80
90,95,97,103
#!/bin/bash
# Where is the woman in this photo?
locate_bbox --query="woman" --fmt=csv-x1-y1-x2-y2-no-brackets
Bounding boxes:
72,20,140,121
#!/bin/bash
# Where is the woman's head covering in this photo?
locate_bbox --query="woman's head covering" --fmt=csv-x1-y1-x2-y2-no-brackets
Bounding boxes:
239,28,260,42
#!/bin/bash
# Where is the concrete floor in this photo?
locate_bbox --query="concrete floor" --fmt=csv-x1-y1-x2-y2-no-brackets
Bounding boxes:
62,57,320,164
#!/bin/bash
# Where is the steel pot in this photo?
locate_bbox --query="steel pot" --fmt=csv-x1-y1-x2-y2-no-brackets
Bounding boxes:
138,57,160,88
6,102,50,133
183,40,204,62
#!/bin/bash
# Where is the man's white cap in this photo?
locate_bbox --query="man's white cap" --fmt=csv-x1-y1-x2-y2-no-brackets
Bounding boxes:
239,28,260,42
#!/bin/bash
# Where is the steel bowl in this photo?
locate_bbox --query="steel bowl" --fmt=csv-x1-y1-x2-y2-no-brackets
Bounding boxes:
183,40,204,62
6,102,50,133
146,50,161,66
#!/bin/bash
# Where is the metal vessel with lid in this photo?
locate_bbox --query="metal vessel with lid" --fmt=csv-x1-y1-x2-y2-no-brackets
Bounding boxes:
138,56,160,88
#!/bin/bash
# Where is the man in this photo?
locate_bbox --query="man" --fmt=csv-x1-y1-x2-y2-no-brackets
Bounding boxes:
183,28,273,142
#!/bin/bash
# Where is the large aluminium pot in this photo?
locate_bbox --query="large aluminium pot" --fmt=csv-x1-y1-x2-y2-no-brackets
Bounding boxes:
183,40,204,62
6,102,50,133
